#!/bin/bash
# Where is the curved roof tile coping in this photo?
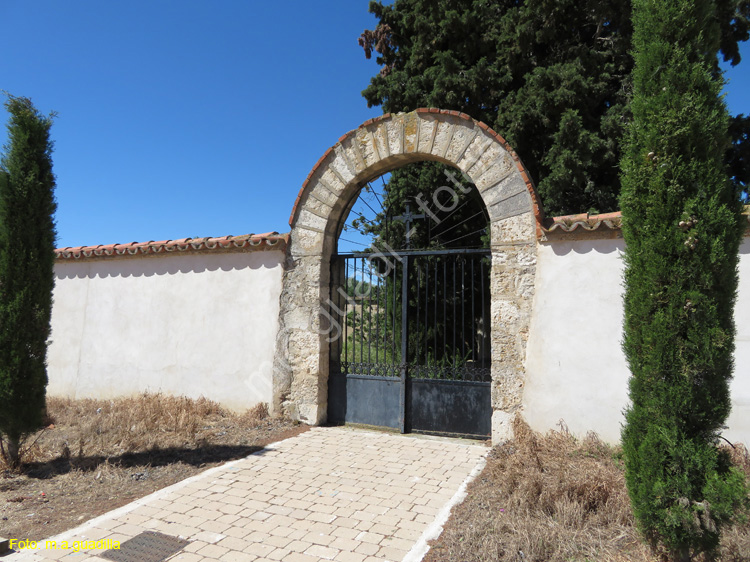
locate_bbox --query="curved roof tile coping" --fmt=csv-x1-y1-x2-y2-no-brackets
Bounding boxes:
288,108,545,233
55,232,289,260
544,211,622,232
542,208,750,241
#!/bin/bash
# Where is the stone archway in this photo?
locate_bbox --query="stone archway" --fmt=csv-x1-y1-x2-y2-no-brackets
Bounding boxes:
273,108,543,442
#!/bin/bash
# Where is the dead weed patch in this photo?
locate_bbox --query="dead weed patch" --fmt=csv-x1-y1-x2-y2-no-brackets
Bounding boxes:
425,418,750,562
1,393,305,541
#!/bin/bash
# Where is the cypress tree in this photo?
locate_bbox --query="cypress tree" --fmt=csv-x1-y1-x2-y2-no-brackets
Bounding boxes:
0,96,57,469
620,1,749,559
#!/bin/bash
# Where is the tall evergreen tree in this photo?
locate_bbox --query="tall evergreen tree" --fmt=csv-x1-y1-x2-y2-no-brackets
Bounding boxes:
620,1,749,559
360,0,749,216
0,97,57,469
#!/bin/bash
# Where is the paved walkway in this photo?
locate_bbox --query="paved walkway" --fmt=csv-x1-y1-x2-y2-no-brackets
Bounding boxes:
8,427,488,562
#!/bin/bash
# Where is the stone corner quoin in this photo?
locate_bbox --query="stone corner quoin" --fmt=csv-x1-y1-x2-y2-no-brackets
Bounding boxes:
274,108,542,444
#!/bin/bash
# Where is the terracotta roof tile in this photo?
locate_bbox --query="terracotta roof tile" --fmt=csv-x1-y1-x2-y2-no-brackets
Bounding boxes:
540,212,623,241
545,211,622,231
55,232,289,260
542,207,750,241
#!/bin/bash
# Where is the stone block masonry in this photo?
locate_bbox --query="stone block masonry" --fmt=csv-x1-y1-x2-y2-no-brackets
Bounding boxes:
277,109,542,443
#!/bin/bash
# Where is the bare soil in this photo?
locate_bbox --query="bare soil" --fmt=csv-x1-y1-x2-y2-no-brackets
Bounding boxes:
0,394,306,542
424,419,750,562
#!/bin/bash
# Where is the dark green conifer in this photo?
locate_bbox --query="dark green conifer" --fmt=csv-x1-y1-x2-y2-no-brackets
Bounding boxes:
0,97,57,469
620,1,749,559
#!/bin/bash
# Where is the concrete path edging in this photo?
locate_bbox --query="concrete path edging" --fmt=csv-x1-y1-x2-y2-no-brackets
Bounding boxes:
402,455,488,562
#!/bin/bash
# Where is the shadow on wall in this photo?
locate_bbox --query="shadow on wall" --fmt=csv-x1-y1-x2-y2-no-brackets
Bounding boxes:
740,237,750,255
55,250,284,280
548,238,625,257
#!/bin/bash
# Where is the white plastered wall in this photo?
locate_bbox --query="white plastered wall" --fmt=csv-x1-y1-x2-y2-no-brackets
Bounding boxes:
523,236,750,445
47,250,284,412
726,237,750,444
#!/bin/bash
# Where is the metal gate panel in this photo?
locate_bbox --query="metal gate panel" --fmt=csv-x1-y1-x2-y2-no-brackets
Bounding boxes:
328,374,401,429
328,250,492,439
409,379,491,437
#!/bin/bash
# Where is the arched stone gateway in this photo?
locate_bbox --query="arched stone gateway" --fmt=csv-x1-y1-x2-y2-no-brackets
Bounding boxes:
274,108,543,443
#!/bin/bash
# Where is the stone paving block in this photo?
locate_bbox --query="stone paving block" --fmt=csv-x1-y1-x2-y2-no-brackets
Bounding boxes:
159,522,199,537
415,513,435,524
302,531,334,546
198,520,232,534
218,551,258,562
183,539,210,552
330,527,360,540
268,526,295,538
217,514,242,526
354,541,380,556
376,545,409,561
304,543,340,559
393,526,421,541
329,536,359,552
167,553,204,561
355,531,384,545
196,542,230,558
218,504,245,516
334,551,367,562
368,524,396,537
306,512,336,524
289,508,312,520
287,529,308,541
267,547,290,560
242,543,276,558
286,539,313,553
108,522,144,537
217,536,253,551
380,536,414,551
286,552,319,562
264,535,292,549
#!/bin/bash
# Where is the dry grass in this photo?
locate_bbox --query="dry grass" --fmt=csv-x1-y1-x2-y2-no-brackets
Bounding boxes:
425,418,750,562
11,394,273,466
1,393,304,541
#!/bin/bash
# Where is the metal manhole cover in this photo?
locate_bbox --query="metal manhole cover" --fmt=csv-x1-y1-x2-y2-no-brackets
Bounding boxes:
100,531,189,562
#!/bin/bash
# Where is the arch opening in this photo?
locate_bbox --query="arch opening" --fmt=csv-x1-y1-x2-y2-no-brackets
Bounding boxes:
326,161,494,437
333,161,490,255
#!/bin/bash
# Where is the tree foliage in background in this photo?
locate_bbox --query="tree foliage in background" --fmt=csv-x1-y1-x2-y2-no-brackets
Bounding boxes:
348,161,488,252
360,0,749,216
336,162,491,374
728,114,750,193
0,97,57,469
620,0,749,559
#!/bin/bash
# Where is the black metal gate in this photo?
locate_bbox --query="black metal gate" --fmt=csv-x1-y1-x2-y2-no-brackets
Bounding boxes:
327,249,492,438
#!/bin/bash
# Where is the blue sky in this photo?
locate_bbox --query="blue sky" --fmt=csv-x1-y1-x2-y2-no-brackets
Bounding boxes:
1,1,748,248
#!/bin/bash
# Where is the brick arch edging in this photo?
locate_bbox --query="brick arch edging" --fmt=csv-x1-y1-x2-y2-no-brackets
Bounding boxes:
289,108,545,233
274,108,542,443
